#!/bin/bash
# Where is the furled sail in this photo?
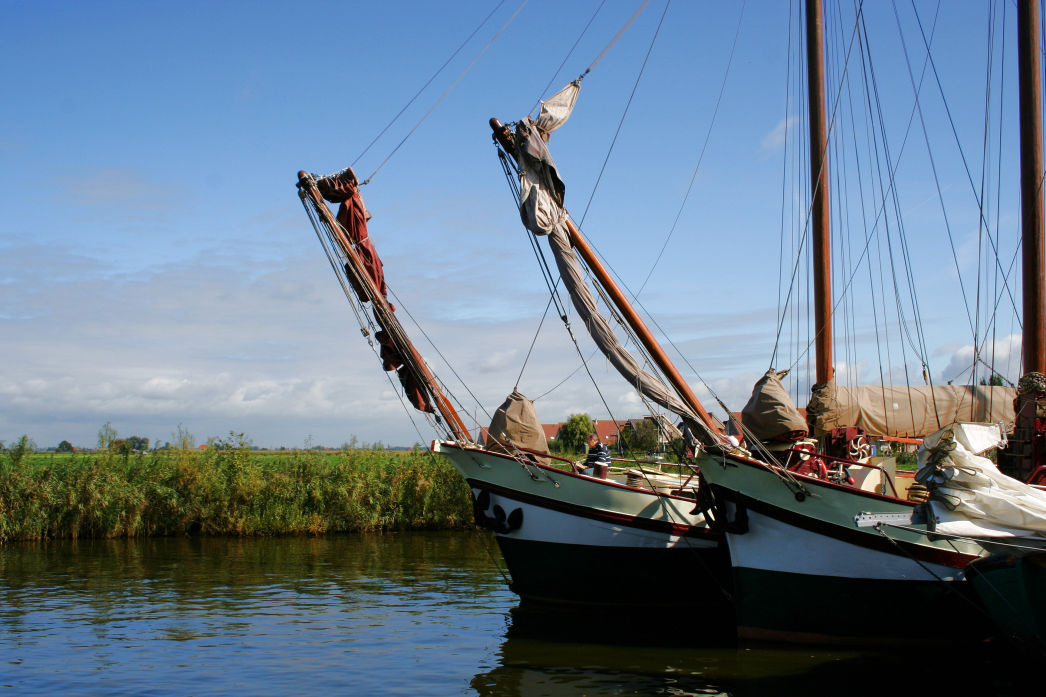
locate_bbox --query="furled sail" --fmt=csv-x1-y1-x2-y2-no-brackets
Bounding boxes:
298,169,472,442
741,369,809,442
500,82,706,435
917,423,1046,538
485,390,552,464
807,379,1016,438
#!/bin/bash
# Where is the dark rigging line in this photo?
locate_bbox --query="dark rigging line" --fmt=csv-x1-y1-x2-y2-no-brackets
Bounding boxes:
352,0,507,168
529,0,607,116
362,0,530,186
578,0,671,227
637,0,748,295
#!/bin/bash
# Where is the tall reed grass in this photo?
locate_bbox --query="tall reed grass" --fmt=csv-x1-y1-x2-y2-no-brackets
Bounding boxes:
0,448,474,541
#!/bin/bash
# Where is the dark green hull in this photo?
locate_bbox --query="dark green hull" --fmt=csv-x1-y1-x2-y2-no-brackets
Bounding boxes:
732,566,991,644
495,536,733,626
967,552,1046,653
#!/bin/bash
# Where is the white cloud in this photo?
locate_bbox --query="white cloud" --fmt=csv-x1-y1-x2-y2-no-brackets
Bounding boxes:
761,116,798,151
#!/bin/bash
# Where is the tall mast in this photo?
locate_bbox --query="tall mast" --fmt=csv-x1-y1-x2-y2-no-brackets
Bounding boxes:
1019,0,1046,375
806,0,833,386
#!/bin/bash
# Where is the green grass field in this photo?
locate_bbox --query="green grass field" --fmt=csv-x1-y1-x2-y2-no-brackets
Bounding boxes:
0,447,474,541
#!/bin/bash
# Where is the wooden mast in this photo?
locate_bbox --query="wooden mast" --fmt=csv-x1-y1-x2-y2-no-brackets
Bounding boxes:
1018,0,1046,376
563,218,724,438
297,172,473,443
1003,0,1046,480
806,0,833,387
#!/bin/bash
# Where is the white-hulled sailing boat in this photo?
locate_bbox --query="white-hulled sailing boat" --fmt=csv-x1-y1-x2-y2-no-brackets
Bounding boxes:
695,0,1046,644
296,162,731,618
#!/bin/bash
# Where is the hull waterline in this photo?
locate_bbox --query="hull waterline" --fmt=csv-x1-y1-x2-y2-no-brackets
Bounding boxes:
699,450,1000,643
433,441,732,623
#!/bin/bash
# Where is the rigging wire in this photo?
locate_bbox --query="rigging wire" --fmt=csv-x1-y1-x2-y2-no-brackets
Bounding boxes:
637,0,748,295
529,0,608,116
892,0,975,345
361,0,530,186
384,283,494,429
578,0,671,227
908,0,1021,326
771,0,865,371
352,0,508,168
299,195,447,444
580,0,651,80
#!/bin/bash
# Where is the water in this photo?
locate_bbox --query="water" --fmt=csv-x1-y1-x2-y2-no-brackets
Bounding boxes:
0,532,1031,696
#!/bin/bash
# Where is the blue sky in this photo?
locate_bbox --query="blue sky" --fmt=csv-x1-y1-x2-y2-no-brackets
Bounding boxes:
1,1,1030,449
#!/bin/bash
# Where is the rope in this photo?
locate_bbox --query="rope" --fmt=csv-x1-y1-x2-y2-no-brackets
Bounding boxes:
907,0,1021,335
580,0,651,80
385,284,492,429
362,0,529,185
637,0,748,295
352,0,508,168
514,295,555,390
529,0,607,117
578,0,670,227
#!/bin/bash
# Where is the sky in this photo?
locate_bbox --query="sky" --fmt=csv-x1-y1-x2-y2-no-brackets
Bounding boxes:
0,0,1032,449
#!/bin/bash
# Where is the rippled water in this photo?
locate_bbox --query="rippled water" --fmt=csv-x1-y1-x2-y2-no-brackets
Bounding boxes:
0,532,1033,696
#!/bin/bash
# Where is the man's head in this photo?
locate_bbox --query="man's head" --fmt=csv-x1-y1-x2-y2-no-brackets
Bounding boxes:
586,433,599,447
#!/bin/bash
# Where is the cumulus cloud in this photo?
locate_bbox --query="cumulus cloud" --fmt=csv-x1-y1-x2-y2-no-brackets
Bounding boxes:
937,333,1022,385
761,116,798,151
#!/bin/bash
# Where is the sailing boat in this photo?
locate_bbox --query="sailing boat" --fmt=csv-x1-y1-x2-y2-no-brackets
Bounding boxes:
296,162,732,617
695,0,1046,643
296,0,1046,643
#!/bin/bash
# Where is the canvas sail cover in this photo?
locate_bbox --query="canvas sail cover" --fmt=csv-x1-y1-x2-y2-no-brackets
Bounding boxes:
741,369,809,442
807,379,1015,438
514,81,579,238
506,82,707,439
485,390,551,464
917,423,1046,538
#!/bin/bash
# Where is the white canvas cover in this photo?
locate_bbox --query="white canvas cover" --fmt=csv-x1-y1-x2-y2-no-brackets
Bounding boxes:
916,424,1046,538
485,390,551,464
807,379,1015,438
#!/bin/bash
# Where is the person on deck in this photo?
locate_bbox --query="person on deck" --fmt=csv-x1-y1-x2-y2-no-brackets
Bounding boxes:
574,432,611,477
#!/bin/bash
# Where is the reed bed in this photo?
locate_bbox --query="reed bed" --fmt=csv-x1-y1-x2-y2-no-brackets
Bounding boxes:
0,448,475,541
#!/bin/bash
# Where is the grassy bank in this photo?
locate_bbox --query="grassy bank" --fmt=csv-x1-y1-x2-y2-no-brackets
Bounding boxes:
0,447,474,542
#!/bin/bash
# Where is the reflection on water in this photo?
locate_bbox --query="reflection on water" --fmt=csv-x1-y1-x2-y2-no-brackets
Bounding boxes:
0,533,1034,696
0,533,513,696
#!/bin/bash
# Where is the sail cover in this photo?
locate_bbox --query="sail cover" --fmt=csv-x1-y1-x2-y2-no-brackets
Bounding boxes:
807,379,1015,438
506,82,706,435
485,390,551,464
741,369,809,441
917,423,1046,538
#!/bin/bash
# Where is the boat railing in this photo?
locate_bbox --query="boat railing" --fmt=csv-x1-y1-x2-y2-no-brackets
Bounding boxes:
783,447,900,498
505,445,695,481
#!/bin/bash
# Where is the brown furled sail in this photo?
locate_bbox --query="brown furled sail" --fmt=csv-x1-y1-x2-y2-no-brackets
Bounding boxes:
485,390,552,464
807,381,1015,439
297,169,471,442
741,369,809,442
